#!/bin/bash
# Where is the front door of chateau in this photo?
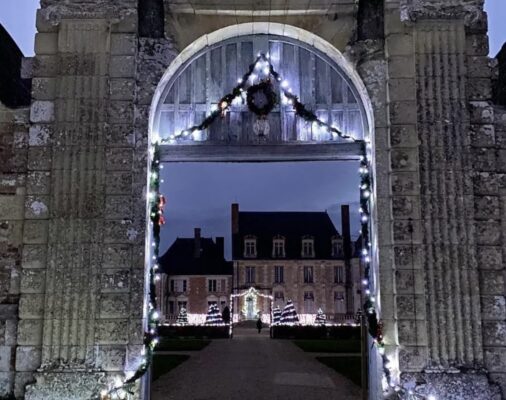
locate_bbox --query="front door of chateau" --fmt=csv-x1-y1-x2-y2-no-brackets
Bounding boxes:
246,295,255,319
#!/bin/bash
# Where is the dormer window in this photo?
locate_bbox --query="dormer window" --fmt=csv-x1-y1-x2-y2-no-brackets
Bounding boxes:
272,235,285,258
301,237,315,258
244,236,257,258
331,236,343,258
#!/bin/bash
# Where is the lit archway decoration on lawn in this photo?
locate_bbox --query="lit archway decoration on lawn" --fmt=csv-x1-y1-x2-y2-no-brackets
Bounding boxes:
230,286,274,336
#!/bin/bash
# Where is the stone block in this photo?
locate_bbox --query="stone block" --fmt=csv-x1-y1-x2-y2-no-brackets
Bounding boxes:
398,319,427,346
390,100,417,124
23,221,48,244
17,320,43,345
0,346,12,371
396,295,426,319
398,346,427,372
128,319,144,344
475,220,501,245
483,321,506,346
20,270,46,294
125,344,145,371
103,244,132,269
95,319,129,344
498,149,506,172
106,124,135,148
0,305,18,321
101,269,130,293
393,219,421,243
99,294,130,318
109,79,136,101
388,55,416,79
390,124,418,147
466,34,489,56
386,33,414,56
109,56,136,78
105,171,132,195
110,34,136,55
15,346,41,372
480,270,505,295
103,219,143,244
32,55,58,77
484,348,506,372
27,147,52,171
14,371,34,399
472,148,497,171
394,244,422,269
104,195,133,220
392,195,420,219
469,101,494,124
474,196,500,219
111,12,138,33
388,78,416,101
108,101,134,123
34,33,57,55
96,345,126,371
0,371,14,395
30,101,54,124
391,172,419,195
105,148,133,171
31,78,56,100
467,56,492,78
28,125,52,147
477,246,503,269
24,195,49,219
473,172,499,194
391,148,418,171
4,320,17,346
0,220,23,247
19,294,45,318
468,78,493,101
471,124,495,147
0,194,24,220
26,171,51,195
22,245,47,269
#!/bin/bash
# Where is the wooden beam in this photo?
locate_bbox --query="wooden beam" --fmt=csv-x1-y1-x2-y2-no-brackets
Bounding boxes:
159,142,363,162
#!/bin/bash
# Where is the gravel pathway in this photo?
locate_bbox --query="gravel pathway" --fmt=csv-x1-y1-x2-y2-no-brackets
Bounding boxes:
151,329,362,400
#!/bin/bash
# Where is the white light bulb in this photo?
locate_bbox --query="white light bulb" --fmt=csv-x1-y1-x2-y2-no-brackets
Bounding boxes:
428,396,437,400
263,67,270,75
237,78,242,84
281,80,289,88
362,279,368,285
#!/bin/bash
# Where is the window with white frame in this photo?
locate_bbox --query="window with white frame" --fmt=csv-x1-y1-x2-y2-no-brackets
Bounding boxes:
177,301,187,312
245,266,256,284
274,266,284,283
244,237,257,258
331,237,343,257
303,266,314,283
272,236,285,258
301,237,315,258
334,265,344,284
334,291,346,314
304,291,315,313
170,279,187,293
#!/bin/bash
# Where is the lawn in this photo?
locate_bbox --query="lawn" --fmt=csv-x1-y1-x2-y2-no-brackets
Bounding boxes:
152,354,190,381
316,356,362,387
156,338,211,351
293,339,361,353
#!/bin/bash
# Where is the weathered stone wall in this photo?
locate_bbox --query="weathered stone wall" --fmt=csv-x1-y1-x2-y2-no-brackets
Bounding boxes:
0,102,29,397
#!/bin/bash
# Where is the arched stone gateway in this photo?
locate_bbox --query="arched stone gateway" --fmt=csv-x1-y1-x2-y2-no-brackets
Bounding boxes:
1,1,504,400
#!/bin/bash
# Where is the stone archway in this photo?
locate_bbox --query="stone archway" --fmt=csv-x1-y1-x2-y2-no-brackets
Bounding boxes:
145,23,385,398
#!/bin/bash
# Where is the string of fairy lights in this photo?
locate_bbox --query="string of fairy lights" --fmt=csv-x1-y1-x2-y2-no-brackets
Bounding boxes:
98,53,436,400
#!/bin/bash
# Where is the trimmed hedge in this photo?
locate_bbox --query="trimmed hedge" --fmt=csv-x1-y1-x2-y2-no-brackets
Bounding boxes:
158,325,230,339
271,325,360,340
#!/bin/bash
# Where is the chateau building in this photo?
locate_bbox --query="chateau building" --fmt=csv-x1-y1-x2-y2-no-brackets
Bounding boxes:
157,228,232,324
231,203,363,324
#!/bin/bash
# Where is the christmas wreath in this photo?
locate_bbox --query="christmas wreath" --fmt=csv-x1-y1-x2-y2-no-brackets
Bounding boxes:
246,80,277,117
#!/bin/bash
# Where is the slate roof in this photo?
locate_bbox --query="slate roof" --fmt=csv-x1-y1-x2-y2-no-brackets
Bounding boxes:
159,237,232,276
232,211,342,260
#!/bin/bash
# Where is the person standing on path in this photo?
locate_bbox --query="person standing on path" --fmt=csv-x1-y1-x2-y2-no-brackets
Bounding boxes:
256,317,262,333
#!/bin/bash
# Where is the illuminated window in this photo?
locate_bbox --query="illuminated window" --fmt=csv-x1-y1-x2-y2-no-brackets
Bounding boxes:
170,279,187,292
208,279,217,292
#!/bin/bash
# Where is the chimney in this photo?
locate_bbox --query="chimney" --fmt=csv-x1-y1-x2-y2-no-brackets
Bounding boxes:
216,237,225,259
194,228,201,258
341,205,351,259
231,203,239,235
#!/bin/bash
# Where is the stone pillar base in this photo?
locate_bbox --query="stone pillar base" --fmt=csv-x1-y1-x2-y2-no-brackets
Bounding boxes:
24,371,108,400
401,371,503,400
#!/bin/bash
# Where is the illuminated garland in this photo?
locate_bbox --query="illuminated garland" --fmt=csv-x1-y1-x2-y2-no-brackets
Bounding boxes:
97,53,435,400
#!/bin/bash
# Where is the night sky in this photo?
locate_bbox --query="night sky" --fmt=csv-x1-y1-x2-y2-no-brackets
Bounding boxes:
1,0,505,259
